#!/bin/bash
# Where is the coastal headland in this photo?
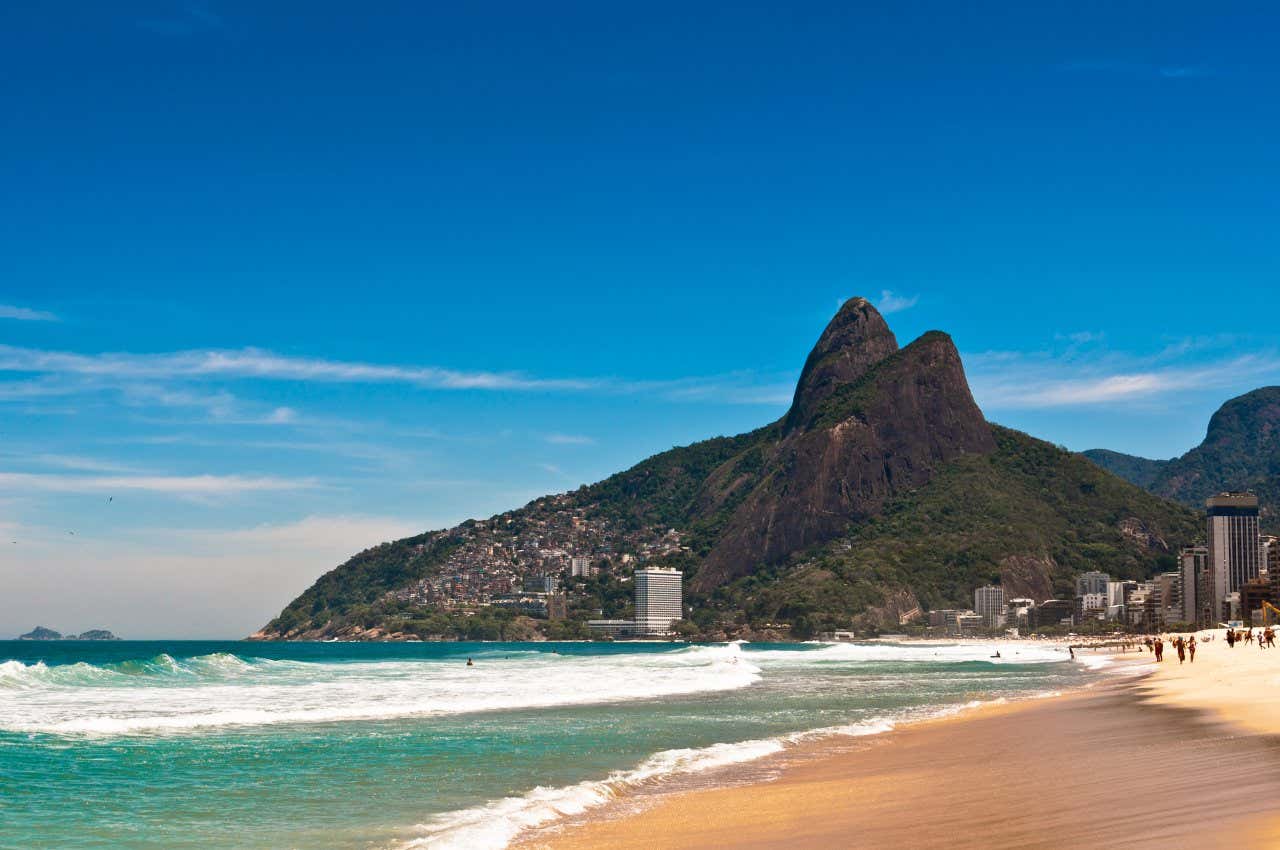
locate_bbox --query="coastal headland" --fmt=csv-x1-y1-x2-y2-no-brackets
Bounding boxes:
517,634,1280,850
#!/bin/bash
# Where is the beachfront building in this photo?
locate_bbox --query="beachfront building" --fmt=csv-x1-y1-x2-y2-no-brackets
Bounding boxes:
1076,571,1112,597
1005,598,1036,630
1179,547,1208,625
1207,493,1262,622
1105,580,1138,621
1240,576,1276,626
1125,584,1157,630
974,585,1005,627
1152,571,1185,627
585,618,633,637
956,612,984,635
1076,593,1107,622
1030,599,1074,630
633,567,684,635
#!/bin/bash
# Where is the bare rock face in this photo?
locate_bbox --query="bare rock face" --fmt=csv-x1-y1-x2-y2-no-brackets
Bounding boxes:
784,297,900,433
998,555,1057,602
691,302,995,592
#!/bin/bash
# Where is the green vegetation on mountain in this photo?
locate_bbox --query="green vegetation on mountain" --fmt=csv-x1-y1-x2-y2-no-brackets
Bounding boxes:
1085,386,1280,532
700,425,1200,638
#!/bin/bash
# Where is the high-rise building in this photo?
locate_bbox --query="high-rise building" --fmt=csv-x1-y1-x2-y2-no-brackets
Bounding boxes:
1075,571,1112,597
1105,580,1138,621
1179,546,1208,625
974,585,1005,627
1207,493,1262,621
570,555,596,577
634,567,683,634
1152,571,1184,627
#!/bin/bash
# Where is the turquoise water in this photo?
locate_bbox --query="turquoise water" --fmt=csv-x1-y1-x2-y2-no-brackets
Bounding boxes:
0,640,1096,849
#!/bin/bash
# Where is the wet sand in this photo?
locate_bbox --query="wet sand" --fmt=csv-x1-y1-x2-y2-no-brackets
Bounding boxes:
517,677,1280,850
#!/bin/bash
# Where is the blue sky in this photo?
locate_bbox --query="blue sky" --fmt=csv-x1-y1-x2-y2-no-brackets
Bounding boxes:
2,1,1278,636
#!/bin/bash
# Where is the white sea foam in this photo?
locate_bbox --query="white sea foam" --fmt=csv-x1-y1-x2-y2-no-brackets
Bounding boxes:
0,640,1076,736
398,700,996,850
0,645,764,736
743,640,1071,665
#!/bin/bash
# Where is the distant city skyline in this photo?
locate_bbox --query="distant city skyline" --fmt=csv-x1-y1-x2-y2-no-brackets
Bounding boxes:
3,1,1279,636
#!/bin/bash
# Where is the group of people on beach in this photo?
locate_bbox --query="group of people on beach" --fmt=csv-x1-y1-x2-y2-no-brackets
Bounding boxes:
1224,627,1276,649
1145,635,1196,664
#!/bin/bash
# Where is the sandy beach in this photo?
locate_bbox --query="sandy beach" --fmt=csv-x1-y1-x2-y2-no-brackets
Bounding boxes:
517,637,1280,850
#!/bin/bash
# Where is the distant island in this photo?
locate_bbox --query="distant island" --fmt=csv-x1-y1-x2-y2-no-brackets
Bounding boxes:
16,626,121,641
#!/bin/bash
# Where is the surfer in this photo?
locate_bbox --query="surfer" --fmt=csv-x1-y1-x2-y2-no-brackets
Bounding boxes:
991,651,1001,659
466,658,474,667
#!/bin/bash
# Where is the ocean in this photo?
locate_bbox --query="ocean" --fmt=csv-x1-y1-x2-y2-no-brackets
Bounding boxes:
0,639,1101,850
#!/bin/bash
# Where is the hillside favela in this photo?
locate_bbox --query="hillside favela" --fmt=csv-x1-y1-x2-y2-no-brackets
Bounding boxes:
5,4,1280,850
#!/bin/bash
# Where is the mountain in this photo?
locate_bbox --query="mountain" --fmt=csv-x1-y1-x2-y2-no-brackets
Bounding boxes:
1085,387,1280,532
256,298,1201,641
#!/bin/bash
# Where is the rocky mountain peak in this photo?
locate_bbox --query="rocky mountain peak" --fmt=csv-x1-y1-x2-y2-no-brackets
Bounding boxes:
785,297,899,433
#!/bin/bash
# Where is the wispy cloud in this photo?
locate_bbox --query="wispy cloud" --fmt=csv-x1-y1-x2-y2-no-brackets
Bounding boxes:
544,433,595,445
1059,60,1215,80
0,304,58,322
0,343,791,406
0,472,317,497
0,344,599,392
967,344,1280,410
876,290,919,315
137,2,223,36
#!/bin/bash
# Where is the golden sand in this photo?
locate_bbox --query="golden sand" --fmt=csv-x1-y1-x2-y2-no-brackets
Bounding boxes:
517,643,1280,850
1141,627,1280,736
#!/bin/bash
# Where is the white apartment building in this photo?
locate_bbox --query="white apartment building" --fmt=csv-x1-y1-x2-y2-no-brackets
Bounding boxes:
974,585,1005,628
633,567,683,635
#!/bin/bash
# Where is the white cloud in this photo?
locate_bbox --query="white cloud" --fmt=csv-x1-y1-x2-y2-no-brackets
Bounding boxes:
0,471,317,497
0,304,58,322
544,433,595,445
876,290,919,315
0,344,598,392
0,343,793,408
967,350,1280,410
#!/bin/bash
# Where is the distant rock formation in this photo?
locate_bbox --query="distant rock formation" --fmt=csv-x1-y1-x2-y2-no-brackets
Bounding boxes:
14,626,120,640
17,626,62,640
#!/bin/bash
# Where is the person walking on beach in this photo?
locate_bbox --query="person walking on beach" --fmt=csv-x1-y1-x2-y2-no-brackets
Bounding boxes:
1176,638,1186,664
1188,636,1196,663
1227,629,1236,649
1267,628,1276,648
1154,638,1164,662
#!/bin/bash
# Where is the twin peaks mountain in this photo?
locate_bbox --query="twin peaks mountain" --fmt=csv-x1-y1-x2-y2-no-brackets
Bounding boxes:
257,298,1200,641
1085,386,1280,532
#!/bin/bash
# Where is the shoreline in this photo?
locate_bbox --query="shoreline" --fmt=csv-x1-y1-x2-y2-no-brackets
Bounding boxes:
512,638,1280,850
